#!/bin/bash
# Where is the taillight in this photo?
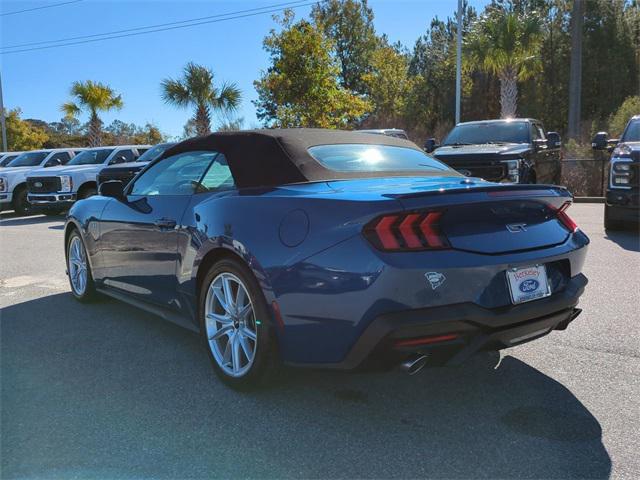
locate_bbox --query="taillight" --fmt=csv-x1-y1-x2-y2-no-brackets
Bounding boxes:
556,202,578,232
364,211,450,251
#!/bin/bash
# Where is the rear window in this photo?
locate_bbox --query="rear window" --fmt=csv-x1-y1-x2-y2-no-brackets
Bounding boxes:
308,144,451,173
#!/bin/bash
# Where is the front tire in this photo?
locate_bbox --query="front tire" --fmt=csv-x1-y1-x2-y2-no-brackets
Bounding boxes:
66,230,97,302
79,186,97,200
199,258,278,389
604,205,624,231
12,187,32,216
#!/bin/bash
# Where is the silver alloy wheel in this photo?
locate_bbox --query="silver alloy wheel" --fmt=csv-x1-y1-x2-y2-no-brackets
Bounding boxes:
68,236,88,295
205,272,258,377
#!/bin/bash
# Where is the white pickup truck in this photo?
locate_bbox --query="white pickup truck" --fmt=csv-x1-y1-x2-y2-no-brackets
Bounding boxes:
0,148,81,215
27,145,149,213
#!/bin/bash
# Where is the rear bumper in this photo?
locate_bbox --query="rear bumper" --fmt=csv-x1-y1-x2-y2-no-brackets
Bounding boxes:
28,192,76,206
289,273,587,370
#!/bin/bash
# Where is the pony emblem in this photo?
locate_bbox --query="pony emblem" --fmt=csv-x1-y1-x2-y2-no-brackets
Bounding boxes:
425,272,446,290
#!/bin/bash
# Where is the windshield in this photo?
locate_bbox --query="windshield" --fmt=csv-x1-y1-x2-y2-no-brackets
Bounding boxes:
67,148,114,165
7,151,48,167
443,122,530,145
308,144,452,173
136,143,174,163
620,120,640,143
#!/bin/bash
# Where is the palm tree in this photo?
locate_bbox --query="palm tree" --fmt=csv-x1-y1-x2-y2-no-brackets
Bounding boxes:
61,80,123,147
161,62,241,137
466,9,543,118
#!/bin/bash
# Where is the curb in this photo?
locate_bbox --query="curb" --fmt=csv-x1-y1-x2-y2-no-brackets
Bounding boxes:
574,197,605,203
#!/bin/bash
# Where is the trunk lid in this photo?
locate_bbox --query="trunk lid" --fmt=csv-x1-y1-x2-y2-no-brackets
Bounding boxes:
326,178,574,255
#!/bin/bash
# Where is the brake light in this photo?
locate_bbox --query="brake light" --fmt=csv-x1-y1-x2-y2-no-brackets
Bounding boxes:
556,202,578,232
364,211,450,251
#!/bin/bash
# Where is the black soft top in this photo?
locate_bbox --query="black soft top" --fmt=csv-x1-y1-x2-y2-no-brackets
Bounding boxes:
161,128,447,188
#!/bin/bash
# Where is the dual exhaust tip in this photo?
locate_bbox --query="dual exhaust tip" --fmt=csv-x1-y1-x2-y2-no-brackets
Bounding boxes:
400,354,429,375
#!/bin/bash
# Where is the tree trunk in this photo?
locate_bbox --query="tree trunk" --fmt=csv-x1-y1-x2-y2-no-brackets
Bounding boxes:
499,67,518,118
88,111,102,147
568,0,585,140
195,104,211,136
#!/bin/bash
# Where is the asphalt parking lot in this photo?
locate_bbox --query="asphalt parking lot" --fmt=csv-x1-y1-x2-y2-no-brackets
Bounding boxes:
1,203,639,479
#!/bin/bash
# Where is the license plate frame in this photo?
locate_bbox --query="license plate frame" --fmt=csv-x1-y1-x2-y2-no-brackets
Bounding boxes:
506,264,551,305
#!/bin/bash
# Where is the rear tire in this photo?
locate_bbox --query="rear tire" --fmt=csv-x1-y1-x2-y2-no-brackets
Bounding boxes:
66,230,98,302
199,257,279,389
12,186,32,216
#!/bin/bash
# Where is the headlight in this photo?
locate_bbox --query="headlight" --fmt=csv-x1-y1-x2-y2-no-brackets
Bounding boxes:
59,175,73,192
501,159,521,183
0,176,6,192
610,159,633,188
612,144,632,157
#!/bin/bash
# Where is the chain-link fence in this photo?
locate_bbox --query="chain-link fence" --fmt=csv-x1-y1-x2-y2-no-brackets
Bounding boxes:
561,157,608,197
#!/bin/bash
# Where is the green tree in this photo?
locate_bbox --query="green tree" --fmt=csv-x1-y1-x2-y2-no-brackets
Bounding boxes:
4,108,49,150
161,62,241,136
61,80,123,147
311,0,379,94
361,43,414,127
254,11,371,128
609,95,640,136
406,3,478,139
465,7,543,118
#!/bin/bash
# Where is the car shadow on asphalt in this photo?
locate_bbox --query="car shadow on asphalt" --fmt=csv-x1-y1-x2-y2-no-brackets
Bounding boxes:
1,293,611,479
604,229,640,252
0,212,65,226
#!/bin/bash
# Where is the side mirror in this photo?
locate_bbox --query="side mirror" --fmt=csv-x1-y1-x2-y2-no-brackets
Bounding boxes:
591,131,609,150
424,138,438,153
99,180,125,199
546,132,561,149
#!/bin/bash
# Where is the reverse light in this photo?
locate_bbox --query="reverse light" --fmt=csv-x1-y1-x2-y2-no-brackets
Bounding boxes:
556,202,579,233
59,175,73,192
394,333,459,348
364,211,449,251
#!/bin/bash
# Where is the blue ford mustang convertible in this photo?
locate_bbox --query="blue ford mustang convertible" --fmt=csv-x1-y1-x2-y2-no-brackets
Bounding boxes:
65,129,589,387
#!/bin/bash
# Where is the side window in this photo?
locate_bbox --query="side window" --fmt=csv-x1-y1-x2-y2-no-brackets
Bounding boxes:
530,124,541,141
46,152,71,166
196,154,235,193
137,148,149,156
110,149,135,164
130,151,217,196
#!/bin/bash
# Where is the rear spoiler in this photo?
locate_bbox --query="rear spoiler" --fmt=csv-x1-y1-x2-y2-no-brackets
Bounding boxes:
383,183,572,201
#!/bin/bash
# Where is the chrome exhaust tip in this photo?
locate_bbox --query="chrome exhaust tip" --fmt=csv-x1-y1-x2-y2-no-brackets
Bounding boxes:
400,354,429,375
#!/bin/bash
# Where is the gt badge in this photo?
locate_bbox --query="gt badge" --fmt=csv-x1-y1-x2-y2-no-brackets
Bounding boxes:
425,272,446,290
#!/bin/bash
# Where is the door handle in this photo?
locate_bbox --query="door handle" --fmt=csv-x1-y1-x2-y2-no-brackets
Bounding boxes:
154,218,177,229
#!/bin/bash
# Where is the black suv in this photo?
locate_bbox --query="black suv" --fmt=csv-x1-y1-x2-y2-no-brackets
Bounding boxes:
425,119,562,184
592,115,640,231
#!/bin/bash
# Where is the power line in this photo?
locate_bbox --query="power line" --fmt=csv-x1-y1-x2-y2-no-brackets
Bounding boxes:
2,0,314,50
0,0,83,17
0,1,316,55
